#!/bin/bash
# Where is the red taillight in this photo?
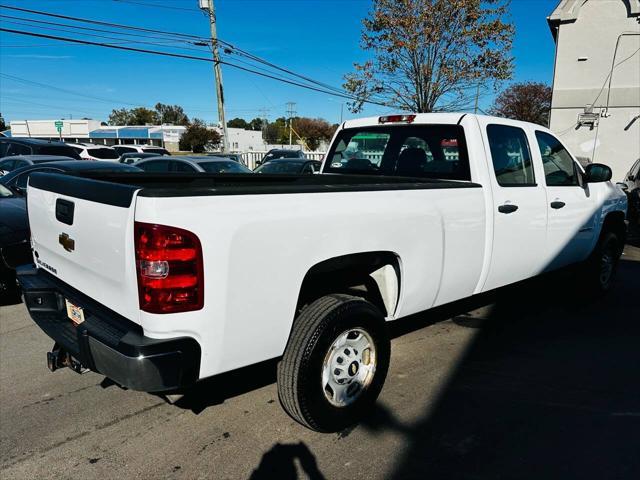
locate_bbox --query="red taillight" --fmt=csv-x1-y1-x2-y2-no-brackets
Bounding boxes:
378,114,416,124
134,222,204,314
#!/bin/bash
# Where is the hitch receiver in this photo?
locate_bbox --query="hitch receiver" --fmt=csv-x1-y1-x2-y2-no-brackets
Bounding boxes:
47,344,89,374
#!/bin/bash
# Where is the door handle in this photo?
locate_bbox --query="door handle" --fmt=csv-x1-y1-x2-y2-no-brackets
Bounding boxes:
550,201,566,209
498,204,518,214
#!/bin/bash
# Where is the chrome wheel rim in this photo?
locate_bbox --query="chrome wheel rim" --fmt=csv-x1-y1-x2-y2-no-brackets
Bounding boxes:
321,328,377,407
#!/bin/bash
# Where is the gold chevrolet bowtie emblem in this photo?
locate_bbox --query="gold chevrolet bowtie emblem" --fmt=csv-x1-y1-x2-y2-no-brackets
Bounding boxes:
58,233,75,252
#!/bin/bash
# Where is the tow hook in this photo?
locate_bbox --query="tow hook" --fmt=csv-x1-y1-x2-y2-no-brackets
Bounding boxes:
47,344,89,374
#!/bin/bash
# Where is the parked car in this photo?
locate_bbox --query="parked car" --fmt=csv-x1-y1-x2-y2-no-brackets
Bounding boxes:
135,156,253,173
618,158,640,229
113,145,171,156
214,153,246,165
0,155,76,175
0,138,81,160
260,149,305,164
0,183,29,302
18,113,627,433
254,159,322,174
65,143,120,161
118,152,163,165
0,161,142,196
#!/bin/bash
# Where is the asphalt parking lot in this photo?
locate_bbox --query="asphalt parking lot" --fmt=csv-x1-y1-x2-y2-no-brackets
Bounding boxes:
1,245,639,480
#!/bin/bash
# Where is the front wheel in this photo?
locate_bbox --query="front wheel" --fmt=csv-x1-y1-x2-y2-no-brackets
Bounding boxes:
277,294,390,432
583,231,622,293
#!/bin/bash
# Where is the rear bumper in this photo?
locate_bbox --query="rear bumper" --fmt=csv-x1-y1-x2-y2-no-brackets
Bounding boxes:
17,266,201,392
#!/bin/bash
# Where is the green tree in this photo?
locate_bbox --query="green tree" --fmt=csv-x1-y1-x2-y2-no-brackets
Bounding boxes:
294,118,336,151
0,113,7,131
129,107,159,125
227,118,249,129
489,82,552,126
108,108,132,125
179,119,221,153
249,117,264,131
155,103,189,126
344,0,514,113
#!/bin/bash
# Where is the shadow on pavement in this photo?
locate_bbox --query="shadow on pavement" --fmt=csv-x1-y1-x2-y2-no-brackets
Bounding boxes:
363,250,640,479
249,442,325,480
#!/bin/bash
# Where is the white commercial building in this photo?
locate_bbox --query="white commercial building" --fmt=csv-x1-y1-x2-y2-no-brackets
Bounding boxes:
547,0,640,180
9,119,266,153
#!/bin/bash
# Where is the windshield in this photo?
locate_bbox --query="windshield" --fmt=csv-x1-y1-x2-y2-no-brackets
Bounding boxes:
324,124,471,181
89,148,119,159
199,161,251,173
255,161,305,174
0,184,13,197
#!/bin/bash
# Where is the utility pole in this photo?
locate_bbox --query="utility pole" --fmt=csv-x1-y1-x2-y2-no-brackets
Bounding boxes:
473,83,481,114
258,107,269,144
286,102,296,146
199,0,229,152
340,103,344,123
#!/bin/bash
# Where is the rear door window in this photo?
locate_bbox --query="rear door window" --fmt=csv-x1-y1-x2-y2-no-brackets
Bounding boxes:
89,148,119,160
38,145,81,159
138,160,171,172
486,124,535,186
7,143,31,156
170,161,196,172
535,131,580,186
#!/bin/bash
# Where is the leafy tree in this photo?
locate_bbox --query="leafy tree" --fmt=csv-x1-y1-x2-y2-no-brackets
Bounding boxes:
264,117,289,144
155,103,189,126
344,0,514,113
179,119,221,153
227,117,249,129
489,82,552,126
0,113,6,131
129,107,159,125
108,108,132,125
294,118,336,151
249,117,264,131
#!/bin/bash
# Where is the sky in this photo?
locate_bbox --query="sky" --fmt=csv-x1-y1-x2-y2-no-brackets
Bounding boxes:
0,0,560,126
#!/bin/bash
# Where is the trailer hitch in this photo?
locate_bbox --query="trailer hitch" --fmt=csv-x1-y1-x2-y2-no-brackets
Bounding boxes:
47,344,89,374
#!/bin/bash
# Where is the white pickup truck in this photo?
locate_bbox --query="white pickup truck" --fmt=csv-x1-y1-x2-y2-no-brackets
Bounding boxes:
19,113,627,432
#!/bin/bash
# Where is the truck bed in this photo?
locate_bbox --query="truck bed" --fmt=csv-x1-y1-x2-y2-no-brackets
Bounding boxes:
29,172,481,206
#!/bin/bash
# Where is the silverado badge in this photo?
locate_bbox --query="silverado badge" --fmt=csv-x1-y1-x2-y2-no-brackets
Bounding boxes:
58,233,75,252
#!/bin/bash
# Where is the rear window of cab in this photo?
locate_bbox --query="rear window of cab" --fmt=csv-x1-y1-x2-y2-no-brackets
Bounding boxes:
324,124,470,181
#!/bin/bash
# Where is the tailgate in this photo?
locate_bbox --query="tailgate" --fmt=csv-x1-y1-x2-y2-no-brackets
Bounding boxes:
27,172,142,323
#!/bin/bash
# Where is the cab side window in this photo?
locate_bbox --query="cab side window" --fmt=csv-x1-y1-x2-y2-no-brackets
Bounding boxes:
535,131,579,186
486,124,535,186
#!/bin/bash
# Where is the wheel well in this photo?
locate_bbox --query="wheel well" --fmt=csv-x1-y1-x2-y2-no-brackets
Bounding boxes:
296,252,401,317
602,211,626,241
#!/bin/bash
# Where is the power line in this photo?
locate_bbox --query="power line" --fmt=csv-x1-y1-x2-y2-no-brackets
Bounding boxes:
0,4,208,40
111,0,199,12
0,4,383,104
0,27,390,107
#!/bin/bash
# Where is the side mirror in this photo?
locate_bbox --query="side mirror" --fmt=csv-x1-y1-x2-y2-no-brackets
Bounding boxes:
616,182,629,192
584,163,612,183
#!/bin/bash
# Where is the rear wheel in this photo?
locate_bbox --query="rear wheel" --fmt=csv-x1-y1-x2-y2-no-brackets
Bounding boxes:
277,294,390,432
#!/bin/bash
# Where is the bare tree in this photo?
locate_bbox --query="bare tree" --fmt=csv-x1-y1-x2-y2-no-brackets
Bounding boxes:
489,82,552,126
344,0,514,113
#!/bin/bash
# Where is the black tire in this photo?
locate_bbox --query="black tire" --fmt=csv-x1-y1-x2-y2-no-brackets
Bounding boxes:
583,230,622,294
277,294,390,432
